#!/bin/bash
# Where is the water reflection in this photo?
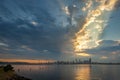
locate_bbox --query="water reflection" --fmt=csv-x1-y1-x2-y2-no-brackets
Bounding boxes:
74,65,91,80
12,64,120,80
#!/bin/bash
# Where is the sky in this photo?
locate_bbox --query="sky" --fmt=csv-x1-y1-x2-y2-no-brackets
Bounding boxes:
0,0,120,63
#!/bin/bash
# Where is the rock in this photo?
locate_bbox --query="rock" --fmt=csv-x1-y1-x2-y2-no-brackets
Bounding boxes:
0,64,32,80
10,74,31,80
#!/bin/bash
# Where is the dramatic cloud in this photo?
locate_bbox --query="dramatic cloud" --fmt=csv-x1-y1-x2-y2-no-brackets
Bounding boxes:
0,0,120,62
73,0,117,53
0,0,77,60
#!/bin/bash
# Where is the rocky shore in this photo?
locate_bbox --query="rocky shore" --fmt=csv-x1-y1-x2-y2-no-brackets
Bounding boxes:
0,64,31,80
7,74,31,80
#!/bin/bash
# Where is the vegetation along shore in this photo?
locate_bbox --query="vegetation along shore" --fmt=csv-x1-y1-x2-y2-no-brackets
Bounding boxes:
0,64,31,80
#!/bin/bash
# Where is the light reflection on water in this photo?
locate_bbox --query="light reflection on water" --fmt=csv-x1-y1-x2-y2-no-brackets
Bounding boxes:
12,64,120,80
75,65,90,80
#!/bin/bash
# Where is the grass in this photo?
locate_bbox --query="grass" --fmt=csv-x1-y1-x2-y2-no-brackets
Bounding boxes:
0,67,15,80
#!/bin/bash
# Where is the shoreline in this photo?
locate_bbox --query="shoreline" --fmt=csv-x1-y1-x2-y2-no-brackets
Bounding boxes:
1,63,120,65
0,64,31,80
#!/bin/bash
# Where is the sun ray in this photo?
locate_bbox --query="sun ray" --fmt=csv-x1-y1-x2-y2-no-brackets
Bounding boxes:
73,0,118,54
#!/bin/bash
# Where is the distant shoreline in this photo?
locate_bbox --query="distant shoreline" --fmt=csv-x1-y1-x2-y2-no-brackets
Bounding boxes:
0,62,120,65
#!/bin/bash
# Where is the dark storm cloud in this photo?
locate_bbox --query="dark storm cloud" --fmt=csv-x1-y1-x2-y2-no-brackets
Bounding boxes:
114,0,120,9
0,0,78,59
0,19,67,55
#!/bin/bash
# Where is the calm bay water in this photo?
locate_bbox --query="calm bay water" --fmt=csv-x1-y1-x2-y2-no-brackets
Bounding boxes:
12,64,120,80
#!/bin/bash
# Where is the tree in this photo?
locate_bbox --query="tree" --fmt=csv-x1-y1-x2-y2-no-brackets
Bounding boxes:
3,64,14,72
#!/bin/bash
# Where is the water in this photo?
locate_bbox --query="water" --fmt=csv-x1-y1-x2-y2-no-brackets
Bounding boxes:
12,64,120,80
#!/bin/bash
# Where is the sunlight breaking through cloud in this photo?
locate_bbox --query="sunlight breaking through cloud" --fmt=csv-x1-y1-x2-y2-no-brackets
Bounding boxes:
73,0,117,54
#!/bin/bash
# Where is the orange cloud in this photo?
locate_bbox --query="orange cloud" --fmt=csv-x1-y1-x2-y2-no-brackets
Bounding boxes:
73,0,117,53
101,56,108,59
76,53,91,57
0,59,55,63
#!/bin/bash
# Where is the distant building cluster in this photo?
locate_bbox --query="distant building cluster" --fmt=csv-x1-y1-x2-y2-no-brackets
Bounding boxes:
55,58,92,64
0,58,120,65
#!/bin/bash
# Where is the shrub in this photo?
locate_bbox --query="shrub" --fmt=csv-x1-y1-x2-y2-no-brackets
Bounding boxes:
3,64,13,72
